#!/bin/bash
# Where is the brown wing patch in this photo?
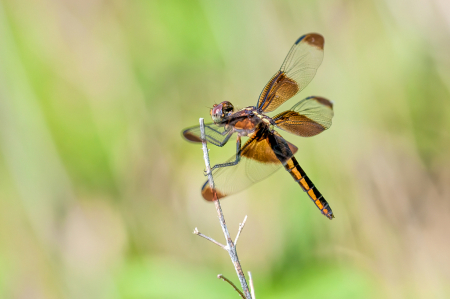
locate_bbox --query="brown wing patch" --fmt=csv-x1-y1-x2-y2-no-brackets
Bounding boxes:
273,96,333,137
274,111,326,137
241,129,298,164
201,185,226,201
241,136,280,164
257,71,281,110
312,96,333,108
304,33,324,50
183,131,202,142
257,71,299,113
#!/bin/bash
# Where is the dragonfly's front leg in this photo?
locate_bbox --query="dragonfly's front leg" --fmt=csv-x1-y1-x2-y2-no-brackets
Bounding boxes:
207,125,233,147
204,136,241,175
216,129,233,147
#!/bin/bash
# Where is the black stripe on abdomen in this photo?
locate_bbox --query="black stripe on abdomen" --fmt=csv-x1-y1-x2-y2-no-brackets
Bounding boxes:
284,157,334,219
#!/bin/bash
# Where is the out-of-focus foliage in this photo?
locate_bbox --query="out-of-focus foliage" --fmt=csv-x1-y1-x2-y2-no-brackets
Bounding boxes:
0,0,449,298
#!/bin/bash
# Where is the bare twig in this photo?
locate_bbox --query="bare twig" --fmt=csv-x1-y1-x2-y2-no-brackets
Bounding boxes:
217,274,246,299
193,227,227,250
234,215,248,246
248,271,255,299
197,118,252,299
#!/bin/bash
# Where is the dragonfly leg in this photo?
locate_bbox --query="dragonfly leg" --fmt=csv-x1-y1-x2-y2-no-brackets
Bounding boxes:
205,125,233,147
204,136,241,175
216,129,233,147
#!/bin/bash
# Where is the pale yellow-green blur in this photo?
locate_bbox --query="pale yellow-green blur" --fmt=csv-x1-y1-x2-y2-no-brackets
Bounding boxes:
1,0,449,298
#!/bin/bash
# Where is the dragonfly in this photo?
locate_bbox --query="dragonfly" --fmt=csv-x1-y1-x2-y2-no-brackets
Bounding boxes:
182,33,334,219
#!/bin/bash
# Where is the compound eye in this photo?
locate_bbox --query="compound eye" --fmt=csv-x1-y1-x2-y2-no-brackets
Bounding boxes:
223,102,234,115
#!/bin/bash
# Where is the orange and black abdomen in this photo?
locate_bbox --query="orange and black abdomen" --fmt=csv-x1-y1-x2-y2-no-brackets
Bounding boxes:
284,157,334,219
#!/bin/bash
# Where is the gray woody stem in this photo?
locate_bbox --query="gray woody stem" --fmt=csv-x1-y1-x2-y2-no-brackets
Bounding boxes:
198,118,252,299
193,227,227,250
234,215,248,246
248,271,256,299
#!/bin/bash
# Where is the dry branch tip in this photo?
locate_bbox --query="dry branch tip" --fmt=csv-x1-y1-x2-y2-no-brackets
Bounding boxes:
217,274,246,299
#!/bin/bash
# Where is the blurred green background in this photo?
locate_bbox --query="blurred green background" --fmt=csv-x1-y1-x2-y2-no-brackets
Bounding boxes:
1,0,450,298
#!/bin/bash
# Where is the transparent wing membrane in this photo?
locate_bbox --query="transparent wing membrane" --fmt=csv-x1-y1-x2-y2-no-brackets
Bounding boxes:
257,34,325,112
273,96,333,137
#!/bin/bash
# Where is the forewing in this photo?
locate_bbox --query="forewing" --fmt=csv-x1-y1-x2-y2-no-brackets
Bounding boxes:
201,132,298,200
182,123,233,147
273,96,333,137
257,33,324,113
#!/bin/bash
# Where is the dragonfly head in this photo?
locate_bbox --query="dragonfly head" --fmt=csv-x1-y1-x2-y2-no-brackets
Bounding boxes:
210,101,234,124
